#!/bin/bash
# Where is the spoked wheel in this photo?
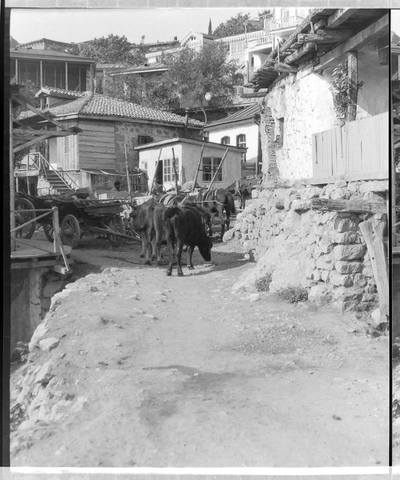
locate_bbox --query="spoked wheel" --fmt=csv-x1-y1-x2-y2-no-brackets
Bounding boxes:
14,197,36,239
61,214,81,248
106,216,125,247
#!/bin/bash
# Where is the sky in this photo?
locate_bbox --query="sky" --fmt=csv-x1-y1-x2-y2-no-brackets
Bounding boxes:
10,8,263,45
393,10,400,36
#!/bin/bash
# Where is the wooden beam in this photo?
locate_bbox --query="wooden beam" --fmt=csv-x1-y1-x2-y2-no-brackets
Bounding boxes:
327,8,358,28
13,130,75,153
315,13,389,72
311,198,387,214
359,218,389,319
347,50,358,121
274,62,298,73
12,94,68,131
298,29,352,45
284,42,316,65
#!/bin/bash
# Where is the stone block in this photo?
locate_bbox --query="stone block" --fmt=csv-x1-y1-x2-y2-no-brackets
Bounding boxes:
316,254,334,270
353,273,367,288
291,199,311,212
332,286,363,302
334,216,359,233
320,270,330,282
329,272,353,287
330,232,360,245
334,244,366,261
359,180,388,193
39,337,60,352
308,284,332,305
335,261,363,274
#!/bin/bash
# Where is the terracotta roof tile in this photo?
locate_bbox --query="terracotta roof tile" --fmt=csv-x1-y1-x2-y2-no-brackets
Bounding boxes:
19,93,204,128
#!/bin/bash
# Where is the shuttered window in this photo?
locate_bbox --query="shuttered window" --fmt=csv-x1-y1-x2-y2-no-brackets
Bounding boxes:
163,158,178,183
221,136,230,145
57,135,78,170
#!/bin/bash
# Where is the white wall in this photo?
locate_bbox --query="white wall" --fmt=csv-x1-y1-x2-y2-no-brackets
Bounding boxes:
138,142,242,190
266,69,338,180
207,121,259,164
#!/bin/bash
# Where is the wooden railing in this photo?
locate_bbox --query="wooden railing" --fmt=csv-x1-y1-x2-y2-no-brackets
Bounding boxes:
10,206,71,273
311,113,388,183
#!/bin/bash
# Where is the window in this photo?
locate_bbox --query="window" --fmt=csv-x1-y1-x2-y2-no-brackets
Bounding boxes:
221,136,230,145
163,158,178,183
202,157,222,182
236,134,247,162
138,135,153,145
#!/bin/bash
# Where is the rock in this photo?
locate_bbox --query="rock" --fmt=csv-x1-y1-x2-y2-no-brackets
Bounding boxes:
222,228,235,242
334,244,366,261
29,322,49,352
248,293,260,302
308,284,332,305
329,272,353,287
39,337,60,352
359,180,388,193
334,217,358,233
316,254,333,270
90,286,99,292
335,261,363,274
320,270,330,282
353,273,367,288
331,232,360,245
291,199,311,212
35,361,53,386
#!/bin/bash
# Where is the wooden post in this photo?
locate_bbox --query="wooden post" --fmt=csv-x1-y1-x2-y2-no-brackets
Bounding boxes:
205,147,229,195
150,147,163,194
172,147,179,194
10,98,16,251
347,50,358,121
124,144,132,199
359,218,389,319
39,60,43,89
65,62,68,91
15,58,19,83
192,142,205,191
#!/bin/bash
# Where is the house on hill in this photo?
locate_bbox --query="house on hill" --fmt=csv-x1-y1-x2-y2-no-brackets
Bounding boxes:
18,92,203,194
203,103,261,176
250,8,389,183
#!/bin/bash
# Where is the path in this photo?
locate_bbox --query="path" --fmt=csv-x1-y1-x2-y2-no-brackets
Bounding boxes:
11,241,388,467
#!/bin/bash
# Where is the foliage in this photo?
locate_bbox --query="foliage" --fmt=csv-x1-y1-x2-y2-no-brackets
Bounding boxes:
276,286,308,304
330,62,363,122
255,273,272,292
212,13,263,38
105,42,240,110
76,34,145,65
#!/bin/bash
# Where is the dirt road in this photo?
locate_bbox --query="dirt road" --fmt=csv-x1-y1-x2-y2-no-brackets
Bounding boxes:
11,240,388,467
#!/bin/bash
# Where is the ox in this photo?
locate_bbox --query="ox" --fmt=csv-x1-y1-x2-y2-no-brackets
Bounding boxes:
160,205,213,276
129,198,157,264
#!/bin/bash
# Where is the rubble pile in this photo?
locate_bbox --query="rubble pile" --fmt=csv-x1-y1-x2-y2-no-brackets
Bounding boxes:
227,179,387,312
10,267,137,457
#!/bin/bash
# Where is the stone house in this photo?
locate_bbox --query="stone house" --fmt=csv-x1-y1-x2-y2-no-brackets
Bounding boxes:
18,91,203,194
229,9,389,318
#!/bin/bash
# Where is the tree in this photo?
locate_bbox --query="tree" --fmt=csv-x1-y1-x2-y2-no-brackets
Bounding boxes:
212,13,263,38
77,34,145,65
103,42,240,111
163,42,240,109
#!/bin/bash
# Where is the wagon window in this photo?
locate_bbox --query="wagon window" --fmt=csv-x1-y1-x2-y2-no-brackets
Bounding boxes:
221,136,230,145
163,158,178,183
202,157,222,182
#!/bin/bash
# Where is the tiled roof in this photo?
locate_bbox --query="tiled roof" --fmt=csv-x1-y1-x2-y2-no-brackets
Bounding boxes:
19,93,204,128
204,103,261,128
10,48,95,63
35,87,87,99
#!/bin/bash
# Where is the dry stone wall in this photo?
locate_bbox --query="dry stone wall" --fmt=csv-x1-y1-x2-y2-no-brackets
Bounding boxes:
227,180,387,312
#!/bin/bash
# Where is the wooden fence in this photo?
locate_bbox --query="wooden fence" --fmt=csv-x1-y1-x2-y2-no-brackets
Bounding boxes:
311,112,388,183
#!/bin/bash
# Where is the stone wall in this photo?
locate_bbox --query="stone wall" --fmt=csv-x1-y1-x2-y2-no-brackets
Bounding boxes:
228,179,388,313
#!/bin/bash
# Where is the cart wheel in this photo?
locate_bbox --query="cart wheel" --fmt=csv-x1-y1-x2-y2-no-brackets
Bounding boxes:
14,197,36,239
107,216,124,247
43,223,54,242
61,214,81,248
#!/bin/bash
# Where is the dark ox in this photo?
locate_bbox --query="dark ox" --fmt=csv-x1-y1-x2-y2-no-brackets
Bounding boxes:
162,205,213,276
129,198,157,264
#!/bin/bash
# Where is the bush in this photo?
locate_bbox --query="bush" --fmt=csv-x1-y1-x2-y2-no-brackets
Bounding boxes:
256,273,272,292
277,286,308,304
